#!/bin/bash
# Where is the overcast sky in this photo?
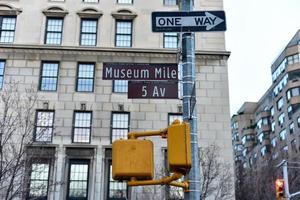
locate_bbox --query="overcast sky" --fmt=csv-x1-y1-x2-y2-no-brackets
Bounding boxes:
223,0,300,115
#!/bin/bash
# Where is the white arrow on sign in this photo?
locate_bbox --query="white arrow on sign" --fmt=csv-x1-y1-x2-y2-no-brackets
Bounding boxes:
155,12,224,31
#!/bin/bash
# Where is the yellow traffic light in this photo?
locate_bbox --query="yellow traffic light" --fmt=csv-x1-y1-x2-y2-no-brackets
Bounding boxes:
112,139,154,181
275,179,284,199
167,120,191,175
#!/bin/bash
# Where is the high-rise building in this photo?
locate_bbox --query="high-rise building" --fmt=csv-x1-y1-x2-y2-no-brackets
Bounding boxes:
0,0,232,199
232,30,300,170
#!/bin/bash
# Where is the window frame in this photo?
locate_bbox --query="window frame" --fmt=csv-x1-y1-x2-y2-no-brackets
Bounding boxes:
44,17,64,45
34,110,55,143
39,61,59,91
0,59,5,90
72,111,92,144
0,16,16,43
110,111,130,143
27,160,51,200
163,0,178,6
107,160,128,199
80,18,98,46
67,159,90,200
76,62,95,92
163,33,178,49
115,20,133,47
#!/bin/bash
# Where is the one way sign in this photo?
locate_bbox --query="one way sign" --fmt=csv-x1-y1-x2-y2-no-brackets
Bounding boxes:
152,11,226,32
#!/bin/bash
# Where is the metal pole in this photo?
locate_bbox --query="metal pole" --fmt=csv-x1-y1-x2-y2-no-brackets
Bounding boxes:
180,0,201,199
283,161,290,200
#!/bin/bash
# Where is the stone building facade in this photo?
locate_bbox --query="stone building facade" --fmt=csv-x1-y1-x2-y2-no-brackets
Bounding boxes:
0,0,232,199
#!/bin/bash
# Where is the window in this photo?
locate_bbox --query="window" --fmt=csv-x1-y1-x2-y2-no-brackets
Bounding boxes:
232,121,238,129
67,160,89,200
272,58,287,82
80,19,97,46
83,0,99,2
234,144,243,151
168,113,182,125
288,105,293,118
260,146,267,157
72,111,92,143
270,107,274,117
271,121,275,133
233,132,239,142
28,162,50,199
257,132,264,144
113,80,128,93
279,129,287,141
0,16,16,43
273,74,288,97
108,163,127,199
76,63,95,92
277,97,284,110
164,33,178,48
0,60,5,89
242,148,248,157
287,90,291,101
291,139,297,152
289,122,294,134
117,0,133,4
278,113,285,126
298,116,300,127
164,0,178,5
39,62,59,91
34,110,54,142
282,145,288,153
111,112,130,142
272,152,279,159
287,54,300,65
271,137,277,147
241,134,255,145
45,17,63,45
115,20,132,47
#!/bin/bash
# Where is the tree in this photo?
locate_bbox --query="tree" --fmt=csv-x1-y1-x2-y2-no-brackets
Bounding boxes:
199,144,234,200
0,82,57,200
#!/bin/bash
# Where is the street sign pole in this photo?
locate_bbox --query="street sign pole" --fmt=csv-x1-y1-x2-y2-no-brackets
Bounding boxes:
180,0,201,200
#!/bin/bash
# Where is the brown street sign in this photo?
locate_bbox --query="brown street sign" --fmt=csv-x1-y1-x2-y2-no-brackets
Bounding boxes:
103,63,178,80
128,81,178,99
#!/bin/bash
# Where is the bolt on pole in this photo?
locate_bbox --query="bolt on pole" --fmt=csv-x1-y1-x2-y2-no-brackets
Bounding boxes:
180,0,201,199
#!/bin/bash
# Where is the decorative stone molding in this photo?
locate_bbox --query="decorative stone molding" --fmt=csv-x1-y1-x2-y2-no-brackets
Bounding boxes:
77,8,103,19
0,4,22,15
42,6,68,17
111,9,137,20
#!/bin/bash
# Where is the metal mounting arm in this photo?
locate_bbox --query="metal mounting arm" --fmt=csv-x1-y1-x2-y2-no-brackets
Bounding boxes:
128,128,168,139
127,172,189,190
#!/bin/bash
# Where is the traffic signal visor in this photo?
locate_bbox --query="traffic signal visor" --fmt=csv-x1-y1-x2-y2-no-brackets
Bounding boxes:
112,139,154,181
167,120,192,174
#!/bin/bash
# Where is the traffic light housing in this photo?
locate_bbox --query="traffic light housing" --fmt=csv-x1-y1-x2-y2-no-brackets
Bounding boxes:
275,179,284,199
167,120,191,174
112,139,154,180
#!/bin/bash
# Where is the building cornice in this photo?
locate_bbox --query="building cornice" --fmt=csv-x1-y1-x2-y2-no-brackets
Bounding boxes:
0,44,230,59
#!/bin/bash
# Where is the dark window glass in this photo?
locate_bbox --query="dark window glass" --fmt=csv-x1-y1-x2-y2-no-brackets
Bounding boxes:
108,163,127,199
39,62,59,91
0,60,5,89
67,160,89,200
0,16,16,43
115,20,132,47
76,63,95,92
45,18,63,45
111,112,129,142
164,33,178,48
113,80,128,93
29,163,50,199
73,111,92,143
35,110,54,142
80,19,97,46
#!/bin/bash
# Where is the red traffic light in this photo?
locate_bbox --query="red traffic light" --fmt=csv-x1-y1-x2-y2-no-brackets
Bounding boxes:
275,179,284,199
275,179,284,187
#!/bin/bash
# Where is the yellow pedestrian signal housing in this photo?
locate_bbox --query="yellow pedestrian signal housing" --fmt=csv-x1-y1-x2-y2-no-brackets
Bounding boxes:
275,179,284,199
112,139,154,180
111,120,191,191
167,120,191,175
